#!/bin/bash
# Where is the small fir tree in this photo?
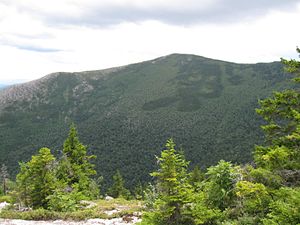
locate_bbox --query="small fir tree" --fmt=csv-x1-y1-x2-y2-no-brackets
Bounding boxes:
142,139,193,225
107,170,130,199
16,148,57,209
134,181,145,200
57,124,98,198
204,160,241,210
0,164,9,195
188,165,205,189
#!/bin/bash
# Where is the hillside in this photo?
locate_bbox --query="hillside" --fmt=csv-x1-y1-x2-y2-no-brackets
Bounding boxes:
0,54,291,187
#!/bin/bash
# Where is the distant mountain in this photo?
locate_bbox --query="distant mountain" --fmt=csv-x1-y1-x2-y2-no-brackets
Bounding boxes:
0,79,28,88
0,54,291,187
0,84,7,89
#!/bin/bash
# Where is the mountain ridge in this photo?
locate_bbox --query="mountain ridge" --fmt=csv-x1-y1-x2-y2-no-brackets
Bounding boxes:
0,53,290,187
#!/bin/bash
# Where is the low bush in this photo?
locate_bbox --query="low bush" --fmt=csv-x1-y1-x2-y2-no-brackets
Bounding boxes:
0,195,14,203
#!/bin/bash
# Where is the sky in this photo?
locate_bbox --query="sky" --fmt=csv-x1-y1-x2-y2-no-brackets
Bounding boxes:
0,0,300,84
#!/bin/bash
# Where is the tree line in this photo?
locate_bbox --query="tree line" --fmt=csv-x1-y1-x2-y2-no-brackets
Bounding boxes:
0,124,134,212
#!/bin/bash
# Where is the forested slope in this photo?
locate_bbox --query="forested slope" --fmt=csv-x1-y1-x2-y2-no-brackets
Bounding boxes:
0,54,291,186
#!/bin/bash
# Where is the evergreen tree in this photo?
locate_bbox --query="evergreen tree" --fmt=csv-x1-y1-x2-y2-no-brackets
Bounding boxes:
16,148,57,209
236,180,271,216
134,181,145,200
57,124,98,198
107,170,130,199
0,164,9,195
204,160,241,210
142,139,193,225
255,48,300,179
262,187,300,224
188,165,204,189
229,48,300,224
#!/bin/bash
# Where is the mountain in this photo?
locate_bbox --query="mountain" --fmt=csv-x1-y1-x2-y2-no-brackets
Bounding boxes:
0,84,7,89
0,54,291,187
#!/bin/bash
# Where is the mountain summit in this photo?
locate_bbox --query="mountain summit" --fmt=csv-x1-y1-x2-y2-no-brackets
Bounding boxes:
0,54,289,186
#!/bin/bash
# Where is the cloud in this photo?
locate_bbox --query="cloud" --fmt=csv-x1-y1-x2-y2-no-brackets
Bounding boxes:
0,0,299,83
3,0,300,27
83,0,300,26
14,45,62,53
0,34,62,53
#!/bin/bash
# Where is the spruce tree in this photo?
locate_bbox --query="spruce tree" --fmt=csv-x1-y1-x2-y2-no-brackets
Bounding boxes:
205,160,240,210
107,170,130,199
134,181,145,200
238,48,300,224
188,165,204,189
57,124,97,198
16,148,57,208
0,164,9,195
143,139,193,225
255,48,300,179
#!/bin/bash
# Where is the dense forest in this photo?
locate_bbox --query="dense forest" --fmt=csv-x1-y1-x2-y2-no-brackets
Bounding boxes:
0,49,299,224
0,54,292,189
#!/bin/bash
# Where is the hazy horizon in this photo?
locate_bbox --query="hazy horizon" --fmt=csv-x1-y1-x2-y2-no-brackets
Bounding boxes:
1,0,299,83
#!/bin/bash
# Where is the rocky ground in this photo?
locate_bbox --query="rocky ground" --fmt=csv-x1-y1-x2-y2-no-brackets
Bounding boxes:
0,217,141,225
0,199,142,225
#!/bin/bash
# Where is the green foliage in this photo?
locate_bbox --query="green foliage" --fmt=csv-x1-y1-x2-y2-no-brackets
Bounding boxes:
57,124,98,198
143,183,159,210
13,125,99,212
107,170,131,199
254,49,300,199
0,164,9,195
236,181,271,215
281,47,300,78
188,165,205,189
256,90,300,146
254,145,292,170
143,139,193,225
0,208,60,221
134,181,145,200
49,125,99,211
222,216,260,225
16,148,57,209
205,160,241,210
0,198,143,221
0,195,13,203
47,186,87,212
190,191,224,225
263,187,300,225
0,208,106,221
246,166,282,189
142,127,299,225
255,49,300,173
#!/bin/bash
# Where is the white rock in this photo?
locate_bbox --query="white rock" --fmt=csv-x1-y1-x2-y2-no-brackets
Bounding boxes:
0,217,141,225
104,196,114,201
0,201,9,211
103,209,119,216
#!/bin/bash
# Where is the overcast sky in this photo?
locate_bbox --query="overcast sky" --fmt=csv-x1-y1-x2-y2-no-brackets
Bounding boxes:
0,0,300,84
